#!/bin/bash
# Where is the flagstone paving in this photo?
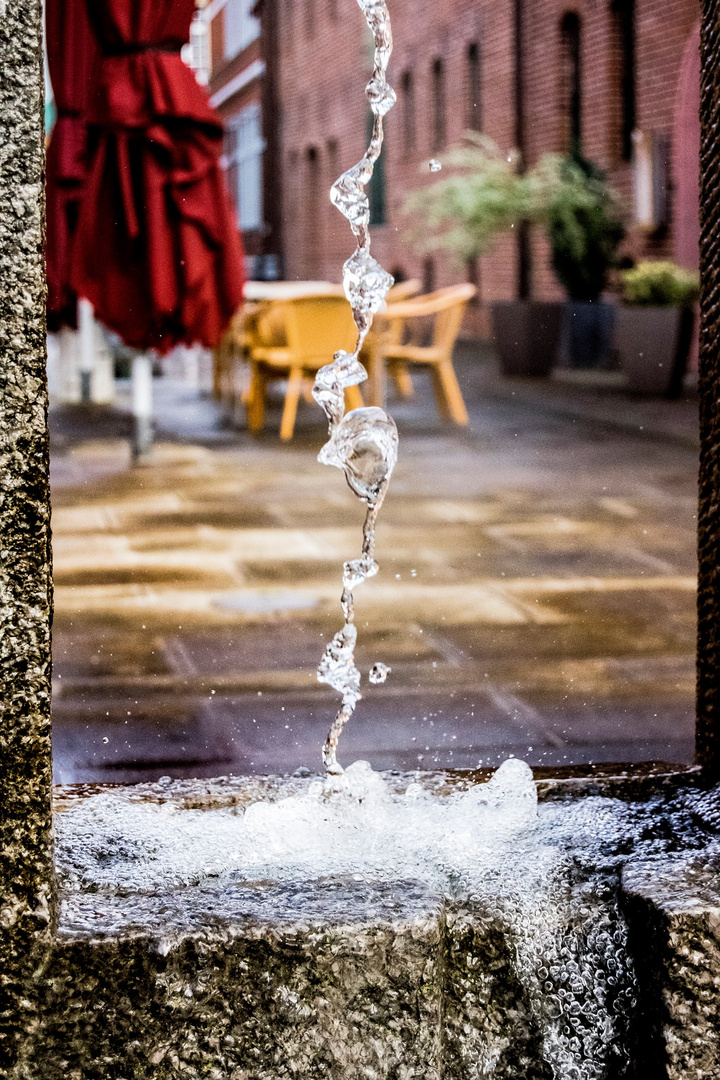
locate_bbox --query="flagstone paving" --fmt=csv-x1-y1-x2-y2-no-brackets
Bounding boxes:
50,354,699,782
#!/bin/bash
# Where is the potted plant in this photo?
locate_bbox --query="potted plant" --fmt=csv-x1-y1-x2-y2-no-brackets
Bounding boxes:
615,261,699,397
537,152,625,369
402,135,565,377
402,139,625,377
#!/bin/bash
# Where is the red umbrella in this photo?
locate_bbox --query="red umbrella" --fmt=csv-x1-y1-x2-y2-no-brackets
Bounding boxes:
70,0,245,354
45,0,99,330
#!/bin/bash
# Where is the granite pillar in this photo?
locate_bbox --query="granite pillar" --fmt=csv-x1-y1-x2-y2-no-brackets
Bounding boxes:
0,0,55,1071
697,0,720,778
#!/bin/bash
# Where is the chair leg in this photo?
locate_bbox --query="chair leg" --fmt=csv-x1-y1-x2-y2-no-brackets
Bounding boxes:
392,362,414,398
431,361,469,425
345,385,364,411
366,348,387,408
246,364,266,432
280,366,304,440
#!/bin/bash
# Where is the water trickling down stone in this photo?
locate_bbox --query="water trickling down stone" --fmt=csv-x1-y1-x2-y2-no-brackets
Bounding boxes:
312,0,399,775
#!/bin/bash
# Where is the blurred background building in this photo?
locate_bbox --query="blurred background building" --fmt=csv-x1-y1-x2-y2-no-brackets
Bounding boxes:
203,0,283,281
202,0,699,333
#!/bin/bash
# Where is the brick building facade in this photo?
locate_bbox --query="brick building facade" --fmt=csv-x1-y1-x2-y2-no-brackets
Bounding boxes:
203,0,283,278
273,0,700,321
204,0,700,326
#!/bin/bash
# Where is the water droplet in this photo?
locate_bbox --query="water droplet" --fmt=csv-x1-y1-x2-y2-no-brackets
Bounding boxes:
429,158,442,172
369,662,390,684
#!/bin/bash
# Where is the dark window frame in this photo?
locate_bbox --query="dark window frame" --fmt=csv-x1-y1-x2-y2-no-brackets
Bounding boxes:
367,113,386,226
611,0,636,161
467,41,482,132
560,11,582,153
431,56,447,152
400,69,416,155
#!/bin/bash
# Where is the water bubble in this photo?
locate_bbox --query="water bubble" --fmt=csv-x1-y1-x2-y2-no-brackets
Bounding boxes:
429,158,442,172
369,662,390,684
319,406,398,505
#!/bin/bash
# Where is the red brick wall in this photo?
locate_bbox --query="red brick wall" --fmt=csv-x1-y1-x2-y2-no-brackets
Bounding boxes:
274,0,699,325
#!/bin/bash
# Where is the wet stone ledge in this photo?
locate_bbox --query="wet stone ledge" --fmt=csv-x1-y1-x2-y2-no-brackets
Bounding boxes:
16,769,720,1080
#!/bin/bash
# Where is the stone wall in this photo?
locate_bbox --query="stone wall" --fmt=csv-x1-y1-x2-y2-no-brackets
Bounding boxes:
0,0,55,1073
12,772,720,1080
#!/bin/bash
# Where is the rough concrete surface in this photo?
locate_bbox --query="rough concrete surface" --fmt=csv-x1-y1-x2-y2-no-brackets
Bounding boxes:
5,772,717,1079
0,0,55,1072
623,854,720,1080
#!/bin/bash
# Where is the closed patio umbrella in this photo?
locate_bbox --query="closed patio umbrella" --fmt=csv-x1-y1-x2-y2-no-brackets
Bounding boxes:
45,0,99,330
70,0,245,355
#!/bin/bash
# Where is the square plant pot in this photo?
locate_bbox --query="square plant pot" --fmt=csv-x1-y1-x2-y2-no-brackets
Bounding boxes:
616,305,695,397
490,300,564,378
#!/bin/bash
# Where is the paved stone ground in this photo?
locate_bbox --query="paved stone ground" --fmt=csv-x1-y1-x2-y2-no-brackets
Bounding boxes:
50,348,699,782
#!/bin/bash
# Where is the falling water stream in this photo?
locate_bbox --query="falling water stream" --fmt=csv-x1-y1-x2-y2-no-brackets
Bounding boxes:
312,0,399,775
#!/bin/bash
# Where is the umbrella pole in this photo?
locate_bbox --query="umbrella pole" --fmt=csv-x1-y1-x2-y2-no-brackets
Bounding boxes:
131,352,154,460
77,298,95,403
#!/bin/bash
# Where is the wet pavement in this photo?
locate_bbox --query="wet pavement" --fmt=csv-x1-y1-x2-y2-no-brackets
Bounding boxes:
50,348,699,782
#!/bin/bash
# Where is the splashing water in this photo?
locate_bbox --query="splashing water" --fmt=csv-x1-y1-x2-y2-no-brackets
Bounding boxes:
56,763,720,1080
312,0,399,776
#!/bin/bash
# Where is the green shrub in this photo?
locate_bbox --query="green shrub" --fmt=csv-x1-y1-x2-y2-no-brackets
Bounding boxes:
539,153,625,302
621,261,699,307
401,134,536,260
402,139,624,301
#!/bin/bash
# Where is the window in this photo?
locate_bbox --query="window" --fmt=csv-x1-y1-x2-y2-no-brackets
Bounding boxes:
224,104,265,231
400,70,416,155
466,42,481,132
305,147,322,276
326,138,340,187
224,0,260,60
431,58,446,152
612,0,636,161
367,113,386,226
560,12,582,152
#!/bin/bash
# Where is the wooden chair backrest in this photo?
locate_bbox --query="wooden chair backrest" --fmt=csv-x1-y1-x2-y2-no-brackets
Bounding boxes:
378,283,477,358
385,279,422,304
281,294,358,368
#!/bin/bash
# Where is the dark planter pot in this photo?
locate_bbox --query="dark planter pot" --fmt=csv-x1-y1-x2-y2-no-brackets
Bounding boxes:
615,305,695,398
562,301,616,369
490,300,564,377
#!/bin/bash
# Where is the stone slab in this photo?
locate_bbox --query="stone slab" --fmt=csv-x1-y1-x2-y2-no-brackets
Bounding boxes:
622,853,720,1080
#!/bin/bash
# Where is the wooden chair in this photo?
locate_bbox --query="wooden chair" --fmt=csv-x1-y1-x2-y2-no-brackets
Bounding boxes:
246,294,363,440
385,278,422,304
368,283,476,423
213,306,251,419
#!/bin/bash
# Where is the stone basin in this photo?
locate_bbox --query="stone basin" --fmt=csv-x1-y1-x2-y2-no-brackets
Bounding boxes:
19,767,720,1079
